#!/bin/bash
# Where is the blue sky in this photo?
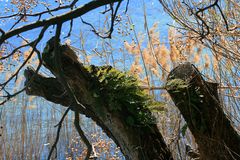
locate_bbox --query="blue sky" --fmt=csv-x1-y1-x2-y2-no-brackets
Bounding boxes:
0,0,173,90
0,0,171,49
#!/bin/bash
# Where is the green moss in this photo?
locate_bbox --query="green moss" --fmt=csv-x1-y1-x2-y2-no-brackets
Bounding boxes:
85,65,161,127
165,78,189,92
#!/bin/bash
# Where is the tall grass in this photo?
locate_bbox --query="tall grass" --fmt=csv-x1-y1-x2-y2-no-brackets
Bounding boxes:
0,93,124,159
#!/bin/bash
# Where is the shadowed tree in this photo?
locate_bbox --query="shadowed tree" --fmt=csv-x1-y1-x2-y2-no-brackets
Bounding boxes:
165,62,240,160
24,38,173,159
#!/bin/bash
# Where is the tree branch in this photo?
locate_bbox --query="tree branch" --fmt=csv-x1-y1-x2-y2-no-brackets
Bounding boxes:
74,111,93,160
80,1,122,39
47,106,72,160
0,0,122,45
0,25,48,88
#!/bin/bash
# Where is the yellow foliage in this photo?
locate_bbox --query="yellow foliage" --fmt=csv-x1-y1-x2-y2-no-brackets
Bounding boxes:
124,41,140,55
204,54,210,69
0,63,4,72
193,52,200,64
13,51,20,61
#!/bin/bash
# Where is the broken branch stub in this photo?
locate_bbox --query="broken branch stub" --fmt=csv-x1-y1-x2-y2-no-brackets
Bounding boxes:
166,62,240,160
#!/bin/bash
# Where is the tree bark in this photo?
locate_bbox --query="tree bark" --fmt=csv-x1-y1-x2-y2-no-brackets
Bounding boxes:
166,62,240,160
24,42,172,160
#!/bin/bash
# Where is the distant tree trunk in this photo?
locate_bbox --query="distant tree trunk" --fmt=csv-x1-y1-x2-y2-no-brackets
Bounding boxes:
166,63,240,160
24,41,173,160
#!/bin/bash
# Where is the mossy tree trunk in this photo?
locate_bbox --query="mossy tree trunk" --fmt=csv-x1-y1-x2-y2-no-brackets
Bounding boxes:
24,41,173,160
166,63,240,160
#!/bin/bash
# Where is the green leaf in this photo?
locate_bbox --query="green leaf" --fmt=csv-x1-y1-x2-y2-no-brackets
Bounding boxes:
165,79,188,90
181,124,188,137
148,102,166,112
130,24,135,30
93,92,99,98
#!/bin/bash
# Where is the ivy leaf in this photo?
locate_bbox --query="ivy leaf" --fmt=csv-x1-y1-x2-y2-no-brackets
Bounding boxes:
165,78,188,91
93,92,99,98
148,102,166,112
181,123,188,137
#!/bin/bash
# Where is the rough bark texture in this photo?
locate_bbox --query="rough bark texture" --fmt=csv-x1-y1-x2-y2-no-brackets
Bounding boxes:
166,62,240,160
24,41,173,160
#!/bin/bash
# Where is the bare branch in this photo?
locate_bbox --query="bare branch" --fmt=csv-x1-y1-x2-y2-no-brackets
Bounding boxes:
0,40,43,105
108,1,122,38
74,111,93,160
125,0,130,13
0,29,5,37
215,3,230,31
64,19,73,38
10,15,25,30
0,25,48,88
0,26,48,106
47,106,72,160
0,0,78,19
158,0,240,62
81,1,122,39
0,41,34,61
195,0,218,14
0,0,122,45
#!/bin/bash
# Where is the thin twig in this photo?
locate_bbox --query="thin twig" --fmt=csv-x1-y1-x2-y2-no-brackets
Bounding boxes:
0,26,47,105
0,25,48,88
9,15,24,30
81,1,122,39
125,0,130,13
215,3,230,31
0,0,122,45
74,111,92,160
0,41,34,61
0,0,78,19
47,107,72,160
64,19,73,38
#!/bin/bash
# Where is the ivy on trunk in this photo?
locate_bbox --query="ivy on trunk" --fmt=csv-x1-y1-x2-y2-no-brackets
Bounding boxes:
24,39,173,160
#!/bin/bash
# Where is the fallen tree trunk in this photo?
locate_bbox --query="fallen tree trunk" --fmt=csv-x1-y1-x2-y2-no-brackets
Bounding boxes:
24,39,173,160
166,63,240,160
